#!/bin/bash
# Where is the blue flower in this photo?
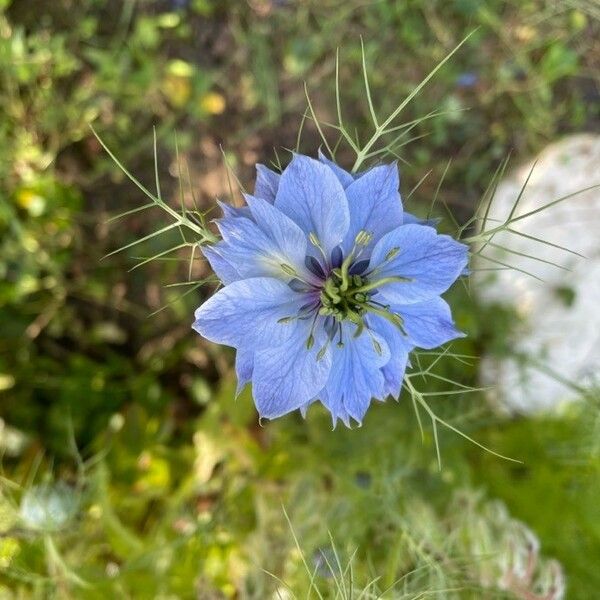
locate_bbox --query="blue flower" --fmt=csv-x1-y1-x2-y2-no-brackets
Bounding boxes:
455,72,479,89
193,153,468,426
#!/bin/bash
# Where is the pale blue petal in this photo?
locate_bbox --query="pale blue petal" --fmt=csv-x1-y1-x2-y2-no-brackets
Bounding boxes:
255,164,280,203
218,200,252,220
367,314,412,400
369,224,468,304
214,211,311,281
299,399,316,419
392,297,465,349
320,323,390,426
201,245,242,284
275,154,350,257
341,163,403,254
192,277,308,349
402,212,439,227
244,194,316,282
252,318,332,419
235,347,253,397
318,149,356,188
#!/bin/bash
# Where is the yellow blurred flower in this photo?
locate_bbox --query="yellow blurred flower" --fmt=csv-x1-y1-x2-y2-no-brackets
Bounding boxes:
15,189,45,216
0,375,15,392
515,25,536,43
162,59,194,107
0,538,19,569
199,91,226,115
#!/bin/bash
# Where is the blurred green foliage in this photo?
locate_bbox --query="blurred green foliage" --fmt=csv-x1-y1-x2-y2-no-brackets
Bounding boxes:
0,0,598,597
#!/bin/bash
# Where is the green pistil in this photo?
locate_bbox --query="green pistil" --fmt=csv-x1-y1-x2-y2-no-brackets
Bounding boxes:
356,302,407,336
319,270,367,323
352,275,412,295
297,232,410,352
337,230,372,293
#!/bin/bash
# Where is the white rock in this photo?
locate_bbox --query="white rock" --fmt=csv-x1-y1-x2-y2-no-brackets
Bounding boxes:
475,134,600,413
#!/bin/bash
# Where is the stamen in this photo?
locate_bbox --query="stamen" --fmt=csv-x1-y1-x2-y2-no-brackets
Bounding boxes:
316,341,330,361
371,338,383,355
354,230,373,247
280,263,298,277
365,246,401,277
385,247,401,261
309,232,330,265
305,311,320,350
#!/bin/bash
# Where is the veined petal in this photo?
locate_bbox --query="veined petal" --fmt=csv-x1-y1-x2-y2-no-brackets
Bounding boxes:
218,200,252,220
369,224,468,304
192,277,307,349
275,154,350,257
235,347,253,397
214,210,310,281
252,318,332,419
244,194,316,282
318,149,356,188
367,314,412,400
255,164,280,203
342,162,403,254
201,244,242,285
320,323,390,426
392,296,465,349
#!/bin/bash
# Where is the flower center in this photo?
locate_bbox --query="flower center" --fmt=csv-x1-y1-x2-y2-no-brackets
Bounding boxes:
279,231,412,355
319,270,369,324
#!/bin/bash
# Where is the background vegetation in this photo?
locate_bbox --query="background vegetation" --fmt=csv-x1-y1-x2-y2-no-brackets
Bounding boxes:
0,0,598,597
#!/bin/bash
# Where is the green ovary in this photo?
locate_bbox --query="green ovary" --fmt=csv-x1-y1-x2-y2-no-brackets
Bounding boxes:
318,270,368,324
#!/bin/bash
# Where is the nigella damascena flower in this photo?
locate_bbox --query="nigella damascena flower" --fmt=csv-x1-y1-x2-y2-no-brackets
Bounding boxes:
193,152,468,426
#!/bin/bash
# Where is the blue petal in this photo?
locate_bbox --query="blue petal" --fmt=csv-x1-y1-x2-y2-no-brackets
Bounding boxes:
299,399,316,419
252,317,332,419
192,277,308,349
275,154,350,258
317,149,356,188
320,323,390,426
367,314,411,399
218,200,253,220
402,212,439,227
244,194,315,280
235,347,253,397
201,245,242,285
369,224,468,304
392,296,465,349
341,162,403,255
255,164,280,203
213,208,312,282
